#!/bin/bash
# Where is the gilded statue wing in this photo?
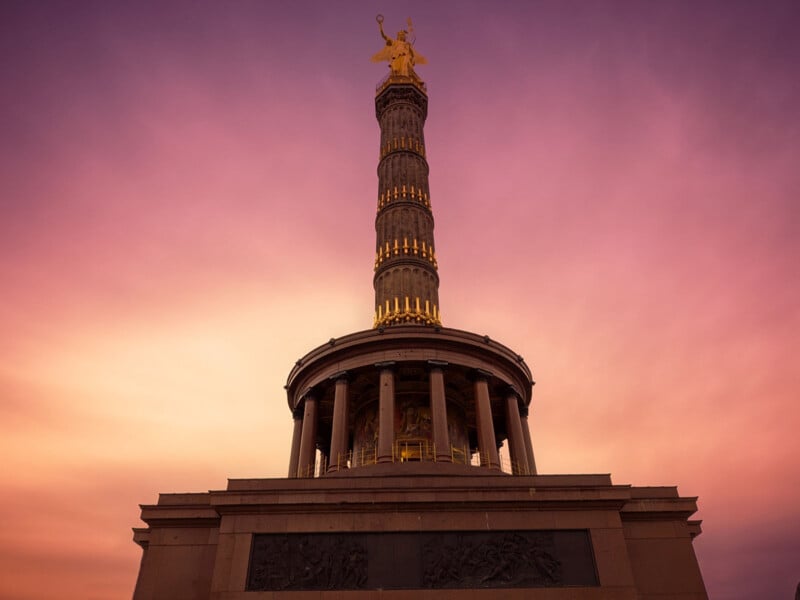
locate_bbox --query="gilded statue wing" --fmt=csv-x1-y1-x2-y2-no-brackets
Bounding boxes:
412,50,427,65
371,44,393,63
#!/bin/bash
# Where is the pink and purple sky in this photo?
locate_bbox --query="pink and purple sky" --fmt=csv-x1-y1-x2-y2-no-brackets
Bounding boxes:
1,1,798,598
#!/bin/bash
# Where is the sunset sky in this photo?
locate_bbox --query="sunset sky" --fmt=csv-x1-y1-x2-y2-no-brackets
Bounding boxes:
1,1,798,598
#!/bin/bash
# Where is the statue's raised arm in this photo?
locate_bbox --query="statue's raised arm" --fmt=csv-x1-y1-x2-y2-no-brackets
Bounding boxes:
377,14,391,44
371,14,427,80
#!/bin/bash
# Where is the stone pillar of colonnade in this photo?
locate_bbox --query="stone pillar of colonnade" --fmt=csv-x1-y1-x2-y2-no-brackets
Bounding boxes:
328,375,350,473
297,393,319,478
287,408,303,478
376,363,395,463
520,405,537,475
505,390,530,475
428,361,452,462
474,371,500,469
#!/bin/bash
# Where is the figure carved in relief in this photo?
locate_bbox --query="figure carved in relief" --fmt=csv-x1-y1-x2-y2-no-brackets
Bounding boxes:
247,534,367,591
422,532,564,588
372,15,427,79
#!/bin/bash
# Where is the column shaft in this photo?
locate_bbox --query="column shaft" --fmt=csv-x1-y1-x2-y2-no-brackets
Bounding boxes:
297,395,318,478
505,393,530,475
287,411,303,478
328,377,350,472
520,409,537,475
474,377,500,468
377,367,395,463
429,366,451,462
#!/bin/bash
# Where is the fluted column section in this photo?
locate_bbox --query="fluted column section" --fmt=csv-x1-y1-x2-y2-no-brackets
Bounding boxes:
373,83,441,328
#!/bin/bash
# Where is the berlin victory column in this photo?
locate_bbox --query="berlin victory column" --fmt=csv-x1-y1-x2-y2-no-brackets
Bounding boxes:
132,18,708,599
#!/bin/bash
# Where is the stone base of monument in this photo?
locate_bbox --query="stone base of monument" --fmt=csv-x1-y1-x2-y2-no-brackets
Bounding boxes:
132,471,707,599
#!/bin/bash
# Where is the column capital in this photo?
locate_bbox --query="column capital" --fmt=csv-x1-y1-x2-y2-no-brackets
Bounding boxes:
427,359,449,369
374,361,396,369
329,370,349,382
506,384,520,396
473,368,493,381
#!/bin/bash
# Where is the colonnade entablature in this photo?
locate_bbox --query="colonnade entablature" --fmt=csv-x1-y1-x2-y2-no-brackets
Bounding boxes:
285,327,536,479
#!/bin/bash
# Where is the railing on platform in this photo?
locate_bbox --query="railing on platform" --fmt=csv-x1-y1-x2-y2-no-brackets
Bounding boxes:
298,442,533,477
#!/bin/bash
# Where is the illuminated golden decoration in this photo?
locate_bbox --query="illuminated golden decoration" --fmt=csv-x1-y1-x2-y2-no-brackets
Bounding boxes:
380,137,425,158
324,443,527,472
377,184,430,210
373,296,441,328
371,15,427,83
374,238,438,270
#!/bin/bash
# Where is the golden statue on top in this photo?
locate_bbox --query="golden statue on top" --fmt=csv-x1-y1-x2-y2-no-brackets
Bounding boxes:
371,15,427,81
